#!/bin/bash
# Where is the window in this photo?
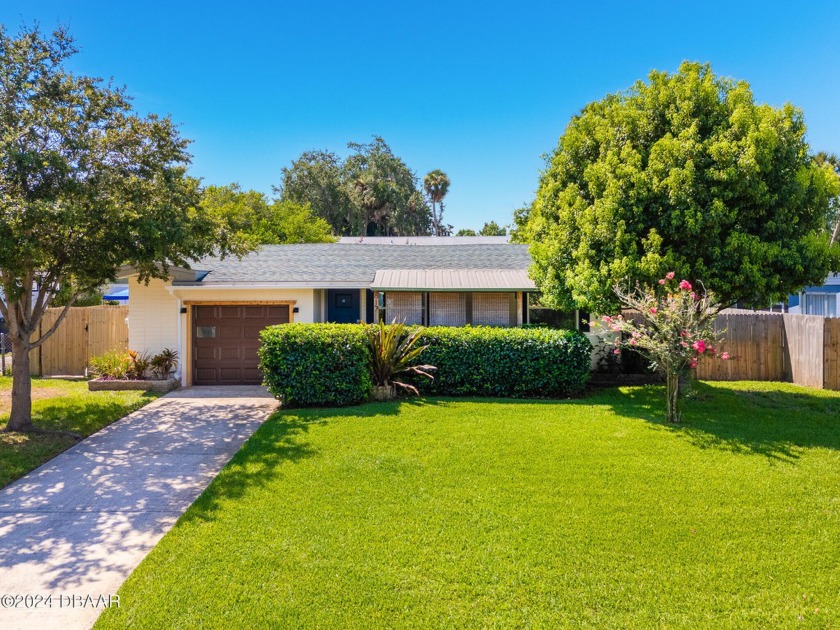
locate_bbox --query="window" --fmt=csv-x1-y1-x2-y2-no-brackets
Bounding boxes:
803,293,837,317
196,326,216,338
385,292,423,324
472,293,511,326
429,293,466,326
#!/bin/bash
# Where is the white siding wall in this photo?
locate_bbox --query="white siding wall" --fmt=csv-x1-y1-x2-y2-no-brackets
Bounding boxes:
128,278,180,359
129,281,320,385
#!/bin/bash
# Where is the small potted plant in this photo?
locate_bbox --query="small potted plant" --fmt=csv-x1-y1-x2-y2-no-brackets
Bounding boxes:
367,319,435,401
150,348,179,380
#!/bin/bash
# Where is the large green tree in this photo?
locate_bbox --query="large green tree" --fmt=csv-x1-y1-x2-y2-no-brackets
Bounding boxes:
277,150,355,234
278,137,433,236
528,62,839,313
345,137,431,236
201,184,334,245
0,26,247,433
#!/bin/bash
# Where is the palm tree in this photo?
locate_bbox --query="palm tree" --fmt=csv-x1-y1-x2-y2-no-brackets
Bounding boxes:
424,170,450,236
815,152,840,246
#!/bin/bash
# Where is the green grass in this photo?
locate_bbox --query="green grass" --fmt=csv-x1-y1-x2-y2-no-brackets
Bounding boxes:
0,377,159,488
96,382,840,628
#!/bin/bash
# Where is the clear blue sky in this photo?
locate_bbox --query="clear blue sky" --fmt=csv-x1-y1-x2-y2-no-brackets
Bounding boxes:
4,1,840,231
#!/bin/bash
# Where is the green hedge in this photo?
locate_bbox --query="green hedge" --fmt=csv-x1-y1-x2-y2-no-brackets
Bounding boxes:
414,326,591,398
259,323,591,406
259,324,372,407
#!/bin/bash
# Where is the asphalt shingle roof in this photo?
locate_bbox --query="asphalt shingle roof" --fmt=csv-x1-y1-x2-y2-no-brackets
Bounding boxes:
185,243,533,286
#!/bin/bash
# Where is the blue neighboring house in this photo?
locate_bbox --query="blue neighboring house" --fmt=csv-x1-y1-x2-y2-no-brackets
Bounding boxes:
789,274,840,316
103,283,129,304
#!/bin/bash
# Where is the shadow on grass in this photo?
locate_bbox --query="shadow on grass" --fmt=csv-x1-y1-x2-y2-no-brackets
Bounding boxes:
32,394,155,433
179,397,459,523
591,382,840,462
180,383,840,527
179,411,320,525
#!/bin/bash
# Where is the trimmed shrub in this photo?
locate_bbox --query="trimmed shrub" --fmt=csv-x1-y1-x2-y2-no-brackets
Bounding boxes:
414,326,591,398
259,323,372,407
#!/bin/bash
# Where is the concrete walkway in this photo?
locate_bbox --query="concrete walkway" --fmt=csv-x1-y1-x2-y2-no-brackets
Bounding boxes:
0,386,278,630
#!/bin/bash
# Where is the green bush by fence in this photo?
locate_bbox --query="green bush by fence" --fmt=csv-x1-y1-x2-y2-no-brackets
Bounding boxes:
415,326,591,398
259,323,591,406
259,324,372,407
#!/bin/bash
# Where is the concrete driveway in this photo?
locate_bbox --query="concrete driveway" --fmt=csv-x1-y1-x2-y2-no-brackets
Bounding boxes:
0,386,278,630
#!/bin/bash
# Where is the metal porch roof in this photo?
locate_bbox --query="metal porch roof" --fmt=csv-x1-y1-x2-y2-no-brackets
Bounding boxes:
371,269,536,292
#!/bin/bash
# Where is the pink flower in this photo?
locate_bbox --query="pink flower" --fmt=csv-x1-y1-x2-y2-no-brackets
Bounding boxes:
613,348,621,355
680,341,688,348
720,352,730,360
688,358,698,369
666,271,675,280
629,339,637,345
679,280,692,290
603,315,612,323
692,340,706,354
650,307,657,314
658,279,666,285
690,292,697,300
610,324,621,332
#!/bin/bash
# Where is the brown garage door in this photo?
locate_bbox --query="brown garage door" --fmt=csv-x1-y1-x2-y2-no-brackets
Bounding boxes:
193,304,290,385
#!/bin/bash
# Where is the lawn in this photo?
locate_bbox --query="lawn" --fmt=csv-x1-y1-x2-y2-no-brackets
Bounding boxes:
0,377,159,488
97,382,840,628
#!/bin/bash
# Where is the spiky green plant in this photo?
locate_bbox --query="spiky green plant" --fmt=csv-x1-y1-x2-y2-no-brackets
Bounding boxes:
367,320,436,395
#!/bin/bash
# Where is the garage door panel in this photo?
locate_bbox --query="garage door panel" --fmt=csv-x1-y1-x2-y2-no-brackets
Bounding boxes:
193,304,290,385
219,325,243,339
218,346,244,360
242,367,262,381
267,306,290,321
195,368,218,381
195,346,218,360
243,325,265,340
243,306,269,318
194,305,216,318
219,306,241,318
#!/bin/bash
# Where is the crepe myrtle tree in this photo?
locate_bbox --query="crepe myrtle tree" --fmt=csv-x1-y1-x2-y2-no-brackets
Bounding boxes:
593,273,729,423
0,25,248,433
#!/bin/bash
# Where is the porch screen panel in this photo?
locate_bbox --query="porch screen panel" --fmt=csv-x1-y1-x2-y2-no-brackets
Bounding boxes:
429,292,466,326
472,292,510,326
803,293,837,317
385,292,423,324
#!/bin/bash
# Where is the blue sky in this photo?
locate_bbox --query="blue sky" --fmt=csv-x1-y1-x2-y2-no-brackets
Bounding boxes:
4,2,840,231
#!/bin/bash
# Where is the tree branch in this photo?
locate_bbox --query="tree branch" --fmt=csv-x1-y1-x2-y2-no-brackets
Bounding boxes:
29,296,77,349
30,271,57,325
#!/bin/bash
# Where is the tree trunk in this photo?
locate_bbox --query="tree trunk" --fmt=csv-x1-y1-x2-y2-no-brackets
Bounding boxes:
665,371,681,423
678,370,693,397
6,336,34,432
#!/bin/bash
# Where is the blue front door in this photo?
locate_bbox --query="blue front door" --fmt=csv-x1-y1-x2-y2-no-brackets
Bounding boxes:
327,289,360,323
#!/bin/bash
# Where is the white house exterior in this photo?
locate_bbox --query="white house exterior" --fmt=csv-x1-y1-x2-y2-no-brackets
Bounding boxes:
121,238,537,387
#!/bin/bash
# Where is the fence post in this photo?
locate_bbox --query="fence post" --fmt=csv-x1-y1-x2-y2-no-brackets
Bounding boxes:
1,332,5,375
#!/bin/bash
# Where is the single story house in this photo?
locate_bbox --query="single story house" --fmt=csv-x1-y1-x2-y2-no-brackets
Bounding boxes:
120,237,538,386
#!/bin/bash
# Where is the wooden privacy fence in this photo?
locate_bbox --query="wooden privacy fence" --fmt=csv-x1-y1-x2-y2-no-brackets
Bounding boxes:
31,305,129,376
695,311,840,390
